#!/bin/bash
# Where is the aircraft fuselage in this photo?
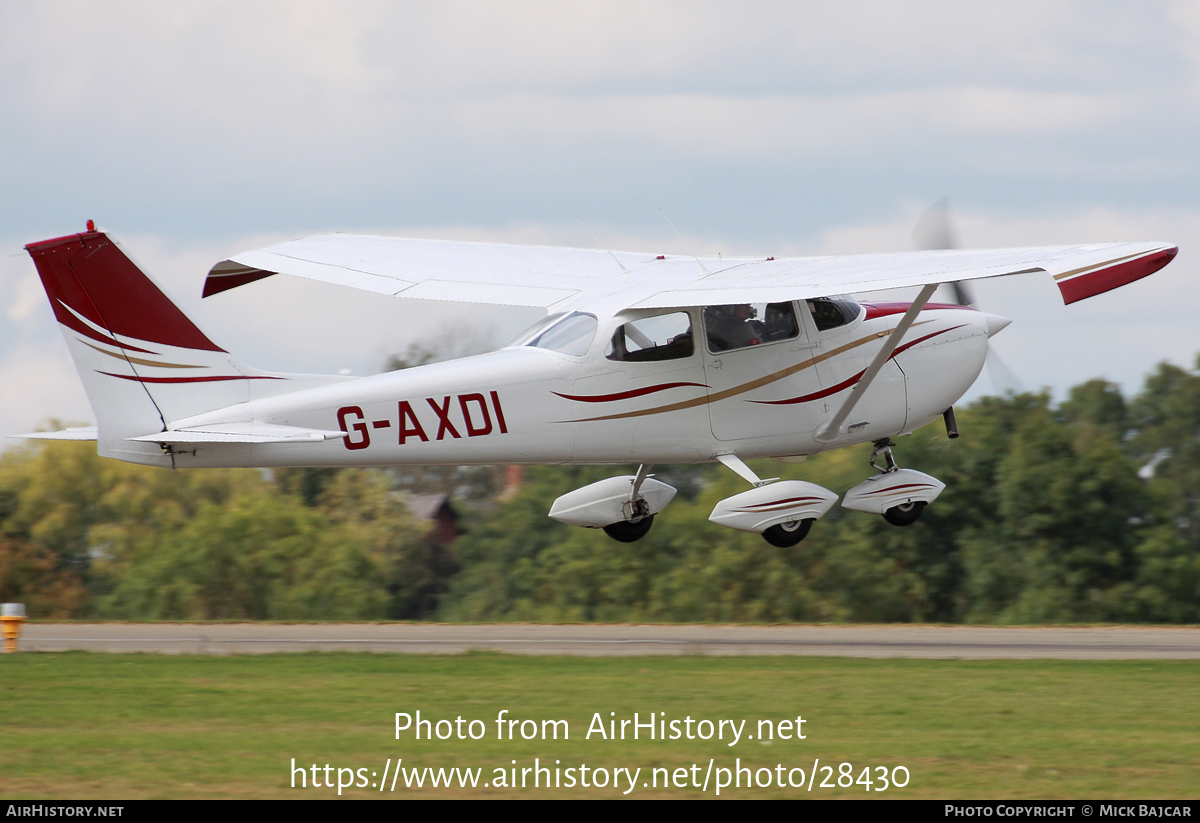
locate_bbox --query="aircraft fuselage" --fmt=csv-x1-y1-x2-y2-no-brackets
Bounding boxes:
163,302,991,469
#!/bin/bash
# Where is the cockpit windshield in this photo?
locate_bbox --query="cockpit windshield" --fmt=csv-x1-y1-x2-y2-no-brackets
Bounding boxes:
507,313,567,347
511,312,598,357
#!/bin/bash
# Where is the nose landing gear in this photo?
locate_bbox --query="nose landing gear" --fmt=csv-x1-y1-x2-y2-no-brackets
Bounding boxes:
842,438,945,526
883,500,926,527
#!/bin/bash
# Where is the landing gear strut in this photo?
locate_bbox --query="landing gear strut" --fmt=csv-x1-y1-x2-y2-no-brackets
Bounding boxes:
870,437,899,474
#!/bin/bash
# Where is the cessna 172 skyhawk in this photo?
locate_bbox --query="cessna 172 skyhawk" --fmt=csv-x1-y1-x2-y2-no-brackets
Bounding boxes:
18,223,1177,546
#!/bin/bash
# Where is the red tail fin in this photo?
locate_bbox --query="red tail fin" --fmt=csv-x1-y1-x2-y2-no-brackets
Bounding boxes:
25,229,224,353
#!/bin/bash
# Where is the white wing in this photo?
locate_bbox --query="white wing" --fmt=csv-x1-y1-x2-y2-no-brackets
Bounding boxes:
206,235,625,308
205,234,1177,313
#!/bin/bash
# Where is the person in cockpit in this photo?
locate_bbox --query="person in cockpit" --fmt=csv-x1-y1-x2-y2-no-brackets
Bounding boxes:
706,304,762,351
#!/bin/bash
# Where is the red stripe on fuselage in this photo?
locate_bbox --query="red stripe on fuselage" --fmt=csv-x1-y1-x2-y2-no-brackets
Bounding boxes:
553,381,709,403
752,370,866,406
862,302,974,320
751,325,966,406
98,372,281,384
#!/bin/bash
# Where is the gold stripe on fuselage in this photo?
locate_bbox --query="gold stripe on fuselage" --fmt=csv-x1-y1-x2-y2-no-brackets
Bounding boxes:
564,320,934,423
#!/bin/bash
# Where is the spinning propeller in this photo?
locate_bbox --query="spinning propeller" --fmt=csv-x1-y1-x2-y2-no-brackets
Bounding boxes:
912,200,1023,396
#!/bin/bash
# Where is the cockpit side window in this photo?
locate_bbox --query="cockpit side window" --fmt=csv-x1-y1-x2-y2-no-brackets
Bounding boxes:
605,312,694,362
704,302,799,352
527,312,597,357
806,295,861,332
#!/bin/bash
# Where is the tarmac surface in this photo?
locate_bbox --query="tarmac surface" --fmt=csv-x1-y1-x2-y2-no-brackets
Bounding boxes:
14,623,1200,658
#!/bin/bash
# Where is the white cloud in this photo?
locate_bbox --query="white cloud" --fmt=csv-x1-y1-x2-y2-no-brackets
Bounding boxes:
0,2,1171,165
441,88,1123,160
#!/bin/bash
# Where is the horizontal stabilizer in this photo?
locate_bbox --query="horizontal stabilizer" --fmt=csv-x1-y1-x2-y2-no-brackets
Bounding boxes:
9,426,98,441
127,422,346,445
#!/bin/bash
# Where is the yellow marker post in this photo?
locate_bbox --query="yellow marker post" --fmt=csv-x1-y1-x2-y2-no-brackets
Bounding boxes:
1,603,26,652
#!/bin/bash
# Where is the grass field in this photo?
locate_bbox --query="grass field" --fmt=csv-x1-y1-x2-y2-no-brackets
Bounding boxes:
1,652,1197,799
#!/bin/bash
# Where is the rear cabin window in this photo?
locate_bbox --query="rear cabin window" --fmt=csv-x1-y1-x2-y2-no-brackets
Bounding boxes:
606,312,694,362
704,302,799,352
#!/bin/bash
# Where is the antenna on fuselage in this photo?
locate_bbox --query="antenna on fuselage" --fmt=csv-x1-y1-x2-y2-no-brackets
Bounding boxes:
659,209,711,275
576,216,630,274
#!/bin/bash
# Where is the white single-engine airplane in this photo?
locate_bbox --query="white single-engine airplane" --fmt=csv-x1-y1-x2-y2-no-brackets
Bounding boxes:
18,222,1177,546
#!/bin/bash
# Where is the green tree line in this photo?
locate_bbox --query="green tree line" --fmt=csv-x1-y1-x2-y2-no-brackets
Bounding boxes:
3,359,1199,622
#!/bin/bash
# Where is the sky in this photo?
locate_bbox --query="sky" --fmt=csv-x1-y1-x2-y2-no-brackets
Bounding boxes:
3,1,1200,441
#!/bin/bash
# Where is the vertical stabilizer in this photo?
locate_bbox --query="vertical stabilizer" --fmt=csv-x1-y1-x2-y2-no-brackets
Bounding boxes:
25,227,283,464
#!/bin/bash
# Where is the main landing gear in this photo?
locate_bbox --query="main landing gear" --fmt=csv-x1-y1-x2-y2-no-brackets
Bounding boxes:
548,441,947,543
707,454,839,547
548,465,676,543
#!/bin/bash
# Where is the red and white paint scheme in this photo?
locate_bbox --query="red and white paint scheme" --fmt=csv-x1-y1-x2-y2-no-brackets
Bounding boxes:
17,224,1178,545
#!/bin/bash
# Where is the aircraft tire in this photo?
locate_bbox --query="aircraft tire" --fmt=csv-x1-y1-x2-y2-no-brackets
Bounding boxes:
883,501,926,527
603,514,655,543
761,518,813,547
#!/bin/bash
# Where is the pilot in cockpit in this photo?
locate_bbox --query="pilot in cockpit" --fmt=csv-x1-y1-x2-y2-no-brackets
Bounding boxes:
706,304,763,350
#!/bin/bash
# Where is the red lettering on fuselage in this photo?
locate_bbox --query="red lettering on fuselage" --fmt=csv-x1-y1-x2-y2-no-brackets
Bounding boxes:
397,400,429,444
427,396,462,440
337,406,370,450
459,393,492,437
336,392,508,449
490,390,508,434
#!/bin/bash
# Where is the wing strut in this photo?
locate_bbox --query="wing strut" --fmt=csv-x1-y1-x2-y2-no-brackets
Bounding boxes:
815,283,939,443
716,453,778,487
